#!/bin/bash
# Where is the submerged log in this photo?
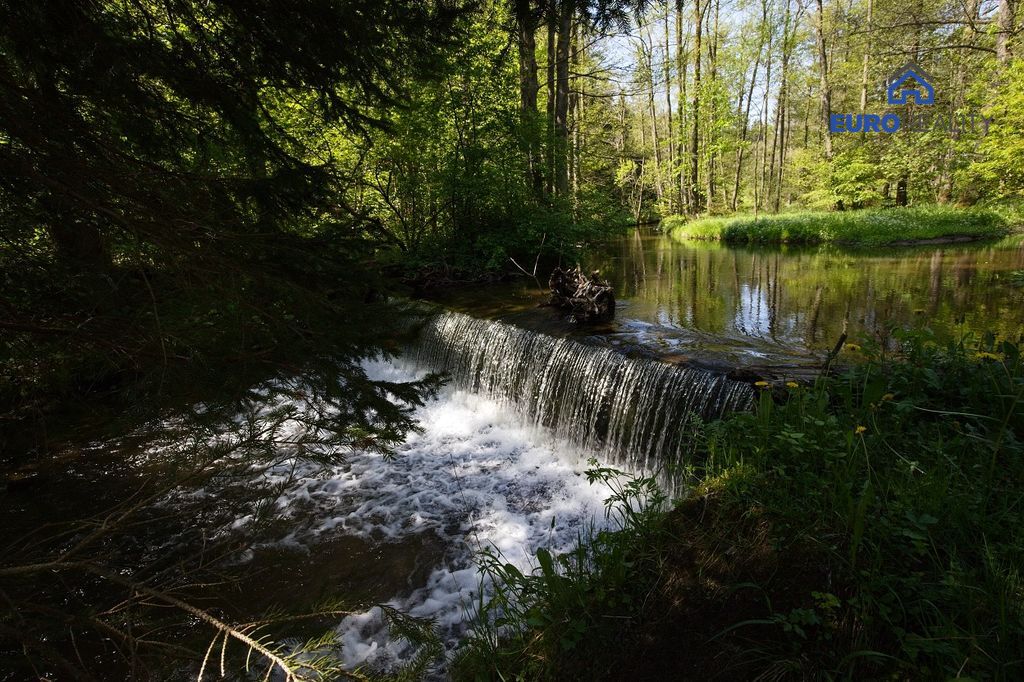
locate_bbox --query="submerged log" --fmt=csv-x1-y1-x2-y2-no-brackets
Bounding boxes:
547,266,616,323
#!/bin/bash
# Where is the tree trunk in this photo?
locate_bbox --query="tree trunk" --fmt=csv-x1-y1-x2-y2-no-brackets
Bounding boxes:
642,27,665,204
759,21,773,212
773,0,794,213
732,22,763,211
706,0,720,209
663,0,675,214
638,90,648,220
546,2,556,194
515,0,542,193
690,0,704,213
554,0,573,196
998,0,1016,64
859,0,873,114
676,0,689,210
572,23,583,199
815,0,833,161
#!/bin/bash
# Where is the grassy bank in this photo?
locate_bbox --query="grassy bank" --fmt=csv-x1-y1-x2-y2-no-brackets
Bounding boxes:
664,206,1012,246
456,331,1024,680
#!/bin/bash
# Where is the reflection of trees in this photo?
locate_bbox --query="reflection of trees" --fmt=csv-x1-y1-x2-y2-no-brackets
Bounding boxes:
929,250,943,316
806,285,824,343
593,234,1024,350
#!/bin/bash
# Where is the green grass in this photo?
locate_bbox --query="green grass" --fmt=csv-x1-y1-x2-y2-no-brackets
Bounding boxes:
664,205,1012,246
696,331,1024,678
458,330,1024,680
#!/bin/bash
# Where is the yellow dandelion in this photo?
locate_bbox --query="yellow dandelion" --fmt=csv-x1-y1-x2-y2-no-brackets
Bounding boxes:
882,393,894,401
844,343,862,352
855,425,867,434
754,381,770,388
786,381,799,389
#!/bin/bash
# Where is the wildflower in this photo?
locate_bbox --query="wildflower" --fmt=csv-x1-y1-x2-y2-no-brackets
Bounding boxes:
881,393,894,401
786,381,799,389
754,381,770,388
844,343,862,352
855,425,867,434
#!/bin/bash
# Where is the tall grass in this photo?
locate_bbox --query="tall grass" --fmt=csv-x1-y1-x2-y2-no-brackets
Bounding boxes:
664,206,1011,246
698,330,1024,677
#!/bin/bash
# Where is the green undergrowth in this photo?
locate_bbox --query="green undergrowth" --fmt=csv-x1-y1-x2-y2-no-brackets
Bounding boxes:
456,330,1024,680
664,206,1011,246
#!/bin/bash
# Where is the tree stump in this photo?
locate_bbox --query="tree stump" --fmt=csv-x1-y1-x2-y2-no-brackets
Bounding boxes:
547,266,616,323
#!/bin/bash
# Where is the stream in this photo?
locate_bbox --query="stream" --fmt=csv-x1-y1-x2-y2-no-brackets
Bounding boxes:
433,229,1024,374
5,228,1024,678
248,228,1024,675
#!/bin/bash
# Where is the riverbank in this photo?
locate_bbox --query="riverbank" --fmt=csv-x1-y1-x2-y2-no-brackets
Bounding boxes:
664,206,1014,246
455,333,1024,680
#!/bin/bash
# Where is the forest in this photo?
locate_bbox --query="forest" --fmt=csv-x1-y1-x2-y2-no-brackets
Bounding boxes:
1,0,1023,680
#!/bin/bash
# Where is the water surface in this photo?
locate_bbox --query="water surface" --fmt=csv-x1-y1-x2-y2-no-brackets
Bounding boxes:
432,229,1024,373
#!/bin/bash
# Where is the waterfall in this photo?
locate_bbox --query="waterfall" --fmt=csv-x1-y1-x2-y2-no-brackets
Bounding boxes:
410,312,755,477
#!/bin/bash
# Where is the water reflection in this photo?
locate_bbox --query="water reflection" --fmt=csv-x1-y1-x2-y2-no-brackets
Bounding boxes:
431,229,1024,369
596,229,1024,355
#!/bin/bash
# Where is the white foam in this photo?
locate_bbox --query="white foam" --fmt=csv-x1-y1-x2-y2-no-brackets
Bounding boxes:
257,358,617,673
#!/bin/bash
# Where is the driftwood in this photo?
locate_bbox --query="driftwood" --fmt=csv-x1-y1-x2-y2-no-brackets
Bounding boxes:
547,266,616,323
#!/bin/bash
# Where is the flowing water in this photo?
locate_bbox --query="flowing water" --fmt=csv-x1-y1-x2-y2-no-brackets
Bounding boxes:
8,228,1024,678
250,321,754,674
412,312,753,476
259,358,620,672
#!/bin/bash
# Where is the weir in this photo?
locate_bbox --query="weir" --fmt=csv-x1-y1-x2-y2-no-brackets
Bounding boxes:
410,311,755,477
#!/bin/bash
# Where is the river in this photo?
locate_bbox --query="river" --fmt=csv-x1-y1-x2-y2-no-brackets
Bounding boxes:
5,228,1024,679
261,228,1024,675
434,229,1024,372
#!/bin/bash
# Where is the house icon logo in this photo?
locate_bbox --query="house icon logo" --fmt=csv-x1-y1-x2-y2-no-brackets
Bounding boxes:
831,60,989,135
886,62,935,106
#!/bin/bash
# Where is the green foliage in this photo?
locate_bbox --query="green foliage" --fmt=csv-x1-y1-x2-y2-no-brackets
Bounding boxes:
962,61,1024,200
357,1,634,272
697,331,1024,677
453,463,667,680
620,0,1024,215
666,205,1011,245
0,0,469,446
